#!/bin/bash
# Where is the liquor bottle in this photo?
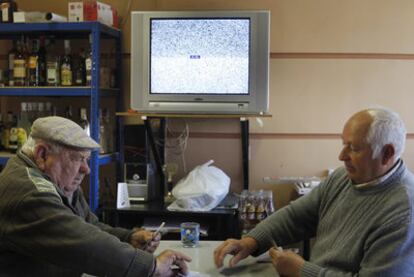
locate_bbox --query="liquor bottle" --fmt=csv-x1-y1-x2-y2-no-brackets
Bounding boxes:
46,39,60,86
17,102,31,142
85,35,93,86
7,113,18,153
60,40,73,86
74,49,86,86
2,111,13,150
7,39,16,86
255,190,267,222
264,190,275,217
27,39,40,86
65,105,73,120
13,38,27,86
99,109,106,154
37,36,47,86
79,108,90,136
0,0,17,23
103,108,114,152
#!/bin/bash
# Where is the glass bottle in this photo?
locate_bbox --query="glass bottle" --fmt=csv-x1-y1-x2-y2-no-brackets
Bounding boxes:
255,190,267,222
8,113,18,153
0,0,17,23
238,190,248,236
37,36,47,86
60,40,73,86
17,102,30,144
7,39,16,86
27,39,40,86
65,105,73,120
74,49,86,86
79,108,90,136
0,114,4,150
99,109,106,153
85,34,93,86
2,111,13,150
265,190,276,217
13,38,27,86
46,39,60,86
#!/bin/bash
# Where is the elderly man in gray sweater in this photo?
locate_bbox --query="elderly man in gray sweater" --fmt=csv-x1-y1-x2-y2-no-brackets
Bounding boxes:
214,107,414,277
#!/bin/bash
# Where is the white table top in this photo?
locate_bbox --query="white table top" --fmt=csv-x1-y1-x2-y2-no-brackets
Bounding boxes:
156,240,278,277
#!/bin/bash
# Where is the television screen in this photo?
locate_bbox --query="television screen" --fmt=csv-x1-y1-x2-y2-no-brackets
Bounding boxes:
131,10,270,114
150,18,250,95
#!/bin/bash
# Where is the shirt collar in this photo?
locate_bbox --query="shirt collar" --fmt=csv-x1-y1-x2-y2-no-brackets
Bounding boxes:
353,159,402,189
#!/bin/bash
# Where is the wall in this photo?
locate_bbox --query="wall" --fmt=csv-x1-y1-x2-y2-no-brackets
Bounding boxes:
15,0,414,207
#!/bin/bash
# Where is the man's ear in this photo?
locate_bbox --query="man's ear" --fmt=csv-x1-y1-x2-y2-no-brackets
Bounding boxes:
33,144,48,170
382,144,395,165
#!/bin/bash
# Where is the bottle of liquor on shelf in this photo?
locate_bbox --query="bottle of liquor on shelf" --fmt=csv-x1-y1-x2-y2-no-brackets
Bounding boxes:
103,108,114,152
265,190,275,217
60,40,73,86
85,34,93,86
17,102,31,142
7,39,16,86
255,190,267,222
79,108,90,136
0,0,17,23
37,36,47,86
99,109,106,154
74,49,86,86
7,113,18,153
13,38,27,86
27,39,40,86
46,39,60,86
65,105,73,120
2,111,13,150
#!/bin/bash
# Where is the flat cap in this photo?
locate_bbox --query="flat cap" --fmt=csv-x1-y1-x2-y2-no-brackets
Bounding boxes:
31,116,100,150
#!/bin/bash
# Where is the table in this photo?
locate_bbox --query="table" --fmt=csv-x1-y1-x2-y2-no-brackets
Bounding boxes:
156,240,278,277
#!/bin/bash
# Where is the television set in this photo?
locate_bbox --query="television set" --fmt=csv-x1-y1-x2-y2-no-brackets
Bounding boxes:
130,10,270,114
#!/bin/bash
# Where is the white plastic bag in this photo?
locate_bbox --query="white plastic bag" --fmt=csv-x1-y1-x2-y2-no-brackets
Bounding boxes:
167,160,230,211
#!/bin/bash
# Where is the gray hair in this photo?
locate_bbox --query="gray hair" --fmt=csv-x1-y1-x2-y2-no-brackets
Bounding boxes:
21,136,64,157
366,107,406,160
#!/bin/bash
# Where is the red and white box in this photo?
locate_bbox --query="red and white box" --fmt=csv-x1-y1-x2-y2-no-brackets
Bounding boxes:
68,0,118,28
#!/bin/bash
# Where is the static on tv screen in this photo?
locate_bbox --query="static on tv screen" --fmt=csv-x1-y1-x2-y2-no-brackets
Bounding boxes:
150,18,250,95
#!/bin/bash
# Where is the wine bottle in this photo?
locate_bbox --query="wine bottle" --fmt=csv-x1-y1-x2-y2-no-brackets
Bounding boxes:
60,40,73,86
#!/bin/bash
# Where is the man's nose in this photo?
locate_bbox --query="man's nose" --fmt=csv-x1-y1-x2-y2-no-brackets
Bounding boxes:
81,160,91,174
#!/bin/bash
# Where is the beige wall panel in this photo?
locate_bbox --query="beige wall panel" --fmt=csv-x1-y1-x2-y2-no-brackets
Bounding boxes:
249,58,414,133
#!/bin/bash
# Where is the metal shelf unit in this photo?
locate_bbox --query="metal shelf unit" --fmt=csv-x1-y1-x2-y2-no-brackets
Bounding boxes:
0,22,123,212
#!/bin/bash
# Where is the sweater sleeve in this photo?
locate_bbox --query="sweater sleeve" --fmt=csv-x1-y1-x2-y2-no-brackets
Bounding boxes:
3,190,155,277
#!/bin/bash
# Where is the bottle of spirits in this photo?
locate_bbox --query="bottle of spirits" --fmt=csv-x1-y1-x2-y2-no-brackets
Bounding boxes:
0,0,17,23
46,39,60,86
7,39,16,86
74,49,86,86
60,40,73,86
27,39,40,86
99,109,106,153
7,113,18,153
79,108,90,136
2,111,13,150
37,36,47,86
65,105,73,120
103,108,114,152
85,35,93,86
13,38,27,86
17,102,31,142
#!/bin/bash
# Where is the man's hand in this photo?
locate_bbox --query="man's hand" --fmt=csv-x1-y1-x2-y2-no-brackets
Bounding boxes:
129,229,160,253
154,250,192,276
269,247,305,277
213,237,258,268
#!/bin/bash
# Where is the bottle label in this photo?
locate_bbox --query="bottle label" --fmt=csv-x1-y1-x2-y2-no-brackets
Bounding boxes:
28,56,38,69
47,69,57,81
13,60,26,78
8,53,14,70
61,65,72,86
85,58,92,70
1,3,10,22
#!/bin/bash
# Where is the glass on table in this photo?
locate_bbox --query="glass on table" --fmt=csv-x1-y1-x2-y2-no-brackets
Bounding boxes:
180,222,200,248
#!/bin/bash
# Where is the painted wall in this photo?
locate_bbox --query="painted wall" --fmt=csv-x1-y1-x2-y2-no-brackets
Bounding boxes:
15,0,414,207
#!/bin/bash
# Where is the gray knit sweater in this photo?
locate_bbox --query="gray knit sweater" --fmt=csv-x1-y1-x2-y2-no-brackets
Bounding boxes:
248,162,414,276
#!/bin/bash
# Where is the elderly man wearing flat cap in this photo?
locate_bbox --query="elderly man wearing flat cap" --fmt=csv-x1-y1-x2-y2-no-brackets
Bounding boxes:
0,116,191,276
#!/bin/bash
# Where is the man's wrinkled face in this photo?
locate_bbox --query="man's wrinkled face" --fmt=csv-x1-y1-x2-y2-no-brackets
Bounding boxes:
44,148,91,197
338,112,383,184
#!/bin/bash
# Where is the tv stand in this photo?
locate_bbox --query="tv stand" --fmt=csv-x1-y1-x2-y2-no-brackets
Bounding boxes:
118,112,272,191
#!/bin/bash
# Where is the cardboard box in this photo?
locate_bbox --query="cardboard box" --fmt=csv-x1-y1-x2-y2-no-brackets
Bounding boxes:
68,0,118,28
